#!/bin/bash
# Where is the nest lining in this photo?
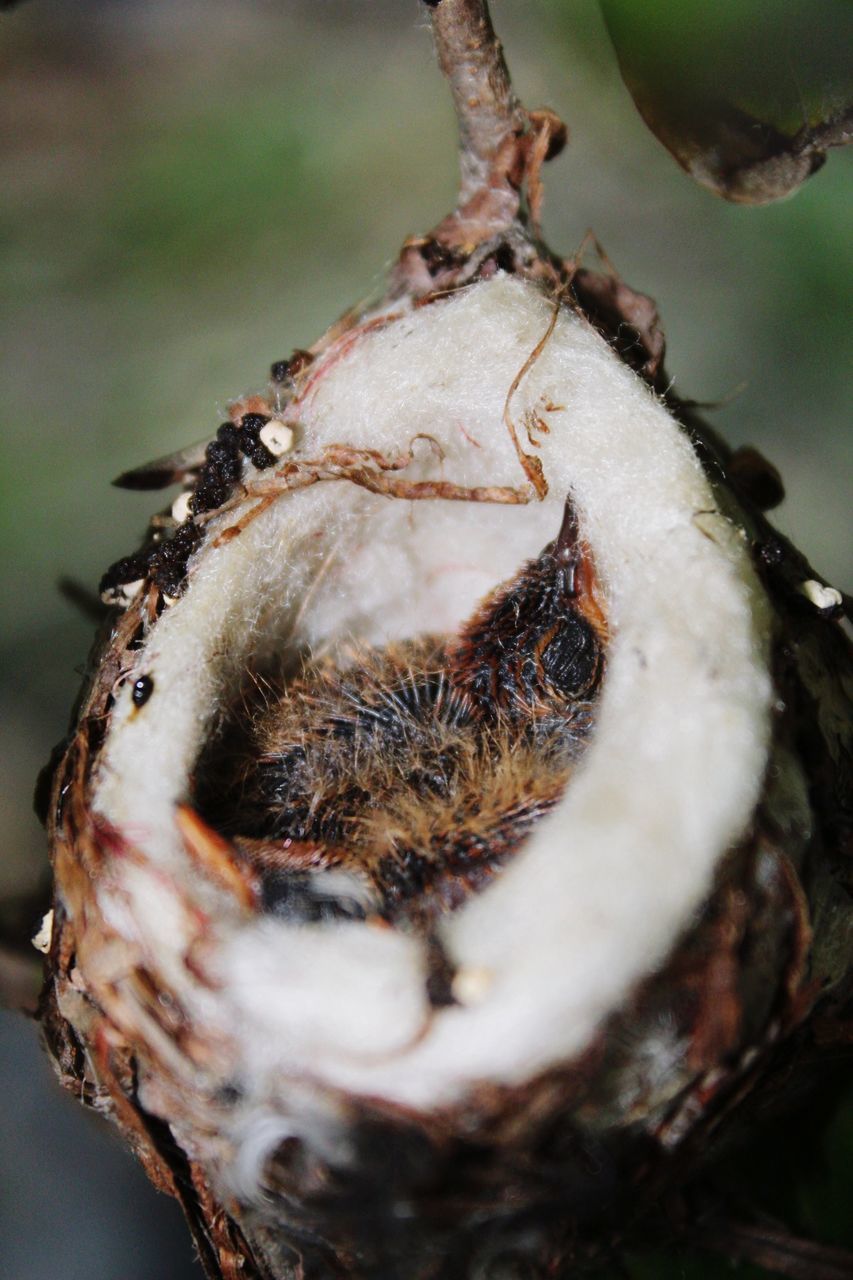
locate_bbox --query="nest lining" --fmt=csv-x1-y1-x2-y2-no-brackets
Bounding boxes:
90,276,773,1137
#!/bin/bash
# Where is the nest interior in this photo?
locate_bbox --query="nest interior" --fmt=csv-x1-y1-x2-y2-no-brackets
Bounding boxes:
85,275,773,1124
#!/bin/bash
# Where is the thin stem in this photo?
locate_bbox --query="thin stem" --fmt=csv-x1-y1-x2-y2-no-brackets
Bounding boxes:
695,1217,853,1280
426,0,527,204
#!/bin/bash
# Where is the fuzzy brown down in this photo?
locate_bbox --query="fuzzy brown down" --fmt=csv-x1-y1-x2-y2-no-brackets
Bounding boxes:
196,515,606,931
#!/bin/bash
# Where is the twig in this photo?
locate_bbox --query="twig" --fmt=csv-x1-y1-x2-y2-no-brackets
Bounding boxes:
502,295,561,498
425,0,526,204
694,1216,853,1280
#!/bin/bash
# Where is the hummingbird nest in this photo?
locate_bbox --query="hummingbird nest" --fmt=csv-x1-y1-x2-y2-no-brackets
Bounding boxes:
37,3,851,1278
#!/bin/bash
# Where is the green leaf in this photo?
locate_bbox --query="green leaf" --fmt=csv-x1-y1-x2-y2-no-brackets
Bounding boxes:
599,0,852,203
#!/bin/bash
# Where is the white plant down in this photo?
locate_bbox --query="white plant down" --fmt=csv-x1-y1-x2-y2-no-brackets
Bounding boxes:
92,275,773,1153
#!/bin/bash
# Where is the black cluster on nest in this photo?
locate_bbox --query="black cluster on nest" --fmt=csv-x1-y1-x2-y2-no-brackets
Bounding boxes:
99,414,278,600
270,348,313,385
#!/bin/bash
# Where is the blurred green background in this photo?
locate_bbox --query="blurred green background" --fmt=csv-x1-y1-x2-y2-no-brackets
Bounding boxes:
1,2,850,1276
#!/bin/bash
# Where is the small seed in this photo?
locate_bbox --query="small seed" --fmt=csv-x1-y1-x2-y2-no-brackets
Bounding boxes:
799,579,842,612
171,490,192,524
451,965,494,1006
101,578,145,608
32,909,54,955
259,420,294,457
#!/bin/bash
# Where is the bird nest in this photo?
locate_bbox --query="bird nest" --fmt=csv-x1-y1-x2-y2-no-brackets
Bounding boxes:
36,3,852,1275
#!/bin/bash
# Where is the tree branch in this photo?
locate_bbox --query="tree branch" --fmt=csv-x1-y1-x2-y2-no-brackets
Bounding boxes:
425,0,527,204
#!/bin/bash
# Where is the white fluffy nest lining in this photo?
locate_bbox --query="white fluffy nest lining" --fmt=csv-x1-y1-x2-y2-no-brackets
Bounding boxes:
92,276,773,1137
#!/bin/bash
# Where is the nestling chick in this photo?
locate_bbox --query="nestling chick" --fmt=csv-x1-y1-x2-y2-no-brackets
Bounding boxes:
200,501,607,931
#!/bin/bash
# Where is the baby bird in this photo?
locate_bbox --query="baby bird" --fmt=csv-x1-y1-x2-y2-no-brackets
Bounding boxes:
200,501,607,932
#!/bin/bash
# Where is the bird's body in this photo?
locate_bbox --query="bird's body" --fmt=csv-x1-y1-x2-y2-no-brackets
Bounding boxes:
200,503,607,931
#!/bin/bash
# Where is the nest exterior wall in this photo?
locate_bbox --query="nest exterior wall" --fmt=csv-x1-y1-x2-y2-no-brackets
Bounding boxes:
40,276,852,1279
85,281,772,1114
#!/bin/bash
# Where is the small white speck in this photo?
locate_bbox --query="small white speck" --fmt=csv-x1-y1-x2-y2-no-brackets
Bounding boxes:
171,490,192,524
740,1047,760,1071
32,909,54,955
101,578,145,608
260,420,294,457
451,965,494,1006
800,579,842,611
